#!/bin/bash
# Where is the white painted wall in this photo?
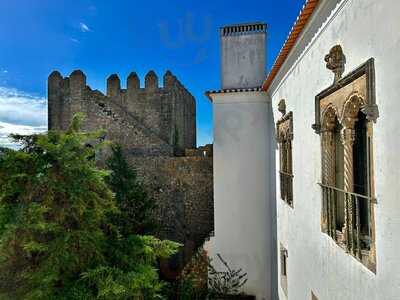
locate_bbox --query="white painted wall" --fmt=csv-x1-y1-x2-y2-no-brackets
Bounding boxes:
207,91,277,300
268,0,400,299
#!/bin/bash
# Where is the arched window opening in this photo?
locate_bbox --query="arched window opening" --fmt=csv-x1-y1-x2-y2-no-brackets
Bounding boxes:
334,118,345,231
353,111,371,248
319,100,375,264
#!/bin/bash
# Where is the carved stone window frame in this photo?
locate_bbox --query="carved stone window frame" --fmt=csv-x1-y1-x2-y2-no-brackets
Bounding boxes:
312,58,378,133
312,54,378,273
277,100,294,207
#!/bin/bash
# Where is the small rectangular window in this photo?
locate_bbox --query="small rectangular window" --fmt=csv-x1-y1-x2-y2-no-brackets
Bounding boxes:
280,244,288,296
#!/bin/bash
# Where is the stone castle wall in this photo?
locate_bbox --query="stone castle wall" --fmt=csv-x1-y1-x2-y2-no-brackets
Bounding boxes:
129,156,213,270
47,70,213,274
48,70,196,155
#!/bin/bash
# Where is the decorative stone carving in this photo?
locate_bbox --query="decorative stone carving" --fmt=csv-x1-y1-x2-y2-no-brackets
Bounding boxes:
278,99,286,116
277,112,293,142
320,107,336,235
325,45,346,84
361,104,379,122
313,58,378,134
277,106,293,206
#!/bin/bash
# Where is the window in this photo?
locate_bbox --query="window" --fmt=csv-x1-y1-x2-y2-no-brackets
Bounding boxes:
280,244,288,296
319,94,375,267
311,291,319,300
277,99,293,206
313,54,378,271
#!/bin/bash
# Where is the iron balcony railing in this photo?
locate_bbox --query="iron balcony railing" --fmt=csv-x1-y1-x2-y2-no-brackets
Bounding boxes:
280,171,293,206
318,183,375,260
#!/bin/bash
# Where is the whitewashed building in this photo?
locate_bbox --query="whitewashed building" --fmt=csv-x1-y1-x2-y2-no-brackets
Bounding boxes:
207,0,400,299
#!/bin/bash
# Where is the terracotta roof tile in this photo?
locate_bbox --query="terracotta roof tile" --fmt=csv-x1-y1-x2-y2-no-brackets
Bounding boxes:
262,0,320,91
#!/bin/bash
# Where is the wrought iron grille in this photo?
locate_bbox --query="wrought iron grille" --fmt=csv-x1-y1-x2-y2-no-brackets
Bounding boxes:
318,182,375,259
280,171,293,206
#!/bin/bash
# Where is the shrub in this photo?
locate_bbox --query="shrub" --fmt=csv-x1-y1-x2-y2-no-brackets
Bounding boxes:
0,114,179,299
208,254,248,296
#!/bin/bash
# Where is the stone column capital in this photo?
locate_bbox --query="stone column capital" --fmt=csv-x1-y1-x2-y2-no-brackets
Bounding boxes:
341,127,356,146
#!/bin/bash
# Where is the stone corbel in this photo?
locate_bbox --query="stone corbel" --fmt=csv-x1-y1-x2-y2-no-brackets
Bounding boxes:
325,45,346,85
361,104,379,123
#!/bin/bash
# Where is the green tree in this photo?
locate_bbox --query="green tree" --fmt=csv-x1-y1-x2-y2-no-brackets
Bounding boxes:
0,114,179,300
106,145,156,235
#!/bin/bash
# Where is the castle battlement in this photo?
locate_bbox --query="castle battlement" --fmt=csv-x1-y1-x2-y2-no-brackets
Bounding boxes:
49,69,193,98
48,69,197,156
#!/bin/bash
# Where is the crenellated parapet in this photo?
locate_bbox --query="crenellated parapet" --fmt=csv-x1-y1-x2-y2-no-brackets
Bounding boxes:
145,70,158,90
107,74,121,98
127,72,140,90
48,69,197,155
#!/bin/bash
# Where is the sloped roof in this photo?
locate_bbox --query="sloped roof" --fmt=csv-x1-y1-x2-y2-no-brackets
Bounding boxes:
262,0,320,92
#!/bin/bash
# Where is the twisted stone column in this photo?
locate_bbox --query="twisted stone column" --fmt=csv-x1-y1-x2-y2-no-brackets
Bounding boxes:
322,131,336,186
321,126,335,235
341,125,356,252
279,141,283,172
287,140,292,175
279,141,284,199
287,140,293,204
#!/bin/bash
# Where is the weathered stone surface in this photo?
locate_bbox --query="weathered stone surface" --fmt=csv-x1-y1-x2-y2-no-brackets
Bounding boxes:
48,70,196,153
48,70,212,273
128,156,213,248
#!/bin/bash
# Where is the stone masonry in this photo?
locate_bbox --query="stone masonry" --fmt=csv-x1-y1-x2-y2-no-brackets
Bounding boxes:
48,70,213,275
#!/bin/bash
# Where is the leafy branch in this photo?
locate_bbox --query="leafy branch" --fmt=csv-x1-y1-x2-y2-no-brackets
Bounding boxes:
208,254,248,295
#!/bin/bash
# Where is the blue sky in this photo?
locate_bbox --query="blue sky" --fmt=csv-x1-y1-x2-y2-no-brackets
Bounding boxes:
0,0,305,147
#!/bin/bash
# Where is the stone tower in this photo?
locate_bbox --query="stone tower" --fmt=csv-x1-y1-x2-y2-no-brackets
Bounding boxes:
48,70,197,156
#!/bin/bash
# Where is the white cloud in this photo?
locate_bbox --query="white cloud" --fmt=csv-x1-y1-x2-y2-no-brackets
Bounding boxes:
0,87,47,148
70,38,80,43
0,87,47,126
0,121,47,149
79,22,91,32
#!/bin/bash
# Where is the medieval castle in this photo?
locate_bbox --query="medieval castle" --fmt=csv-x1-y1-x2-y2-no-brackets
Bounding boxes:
48,70,213,276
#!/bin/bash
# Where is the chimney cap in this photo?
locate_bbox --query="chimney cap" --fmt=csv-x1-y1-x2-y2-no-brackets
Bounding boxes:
220,22,267,36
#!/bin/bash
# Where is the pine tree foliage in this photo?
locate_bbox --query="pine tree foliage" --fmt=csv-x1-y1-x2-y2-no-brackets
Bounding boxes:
106,145,157,235
0,114,179,300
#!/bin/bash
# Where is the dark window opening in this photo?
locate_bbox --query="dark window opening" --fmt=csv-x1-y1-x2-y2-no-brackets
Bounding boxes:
334,118,345,231
353,111,371,240
280,245,288,296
